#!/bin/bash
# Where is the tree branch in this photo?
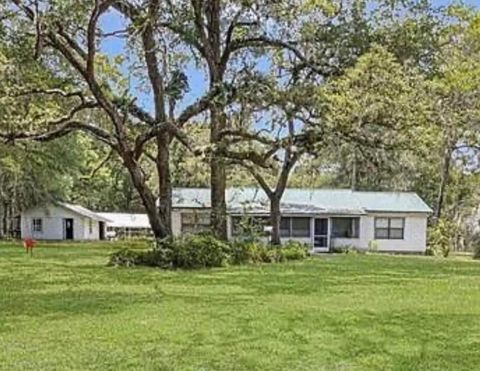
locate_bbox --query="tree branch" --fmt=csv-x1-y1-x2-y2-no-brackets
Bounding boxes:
191,0,209,55
222,36,322,75
112,97,156,124
0,121,115,146
228,159,273,197
14,88,87,102
81,148,114,179
115,0,167,123
223,149,274,169
88,1,118,79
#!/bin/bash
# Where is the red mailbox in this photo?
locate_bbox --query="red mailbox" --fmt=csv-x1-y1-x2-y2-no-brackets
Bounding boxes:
23,238,37,256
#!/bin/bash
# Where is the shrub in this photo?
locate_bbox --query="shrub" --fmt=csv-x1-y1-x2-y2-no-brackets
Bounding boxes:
110,235,309,269
474,246,480,260
368,240,379,253
278,240,309,261
428,219,455,258
471,234,480,260
171,234,231,269
330,245,363,254
108,248,142,267
425,247,435,256
137,247,174,268
231,215,267,243
330,245,351,254
230,240,269,264
230,240,309,264
109,234,230,269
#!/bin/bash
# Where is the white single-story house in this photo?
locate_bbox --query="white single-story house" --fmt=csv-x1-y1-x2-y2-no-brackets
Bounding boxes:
170,188,433,253
97,212,152,238
19,188,432,252
20,203,110,241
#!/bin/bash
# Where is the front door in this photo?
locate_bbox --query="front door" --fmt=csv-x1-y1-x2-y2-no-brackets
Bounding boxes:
314,218,329,252
99,221,105,240
64,218,74,240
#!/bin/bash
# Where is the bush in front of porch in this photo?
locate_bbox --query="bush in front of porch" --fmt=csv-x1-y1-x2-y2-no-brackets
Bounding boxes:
108,235,310,269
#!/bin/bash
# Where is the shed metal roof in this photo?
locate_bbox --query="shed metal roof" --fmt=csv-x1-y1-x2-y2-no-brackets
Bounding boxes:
97,213,150,229
59,203,111,222
172,188,432,214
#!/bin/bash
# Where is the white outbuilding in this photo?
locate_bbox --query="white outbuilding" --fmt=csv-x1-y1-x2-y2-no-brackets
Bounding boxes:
20,203,110,241
97,212,152,238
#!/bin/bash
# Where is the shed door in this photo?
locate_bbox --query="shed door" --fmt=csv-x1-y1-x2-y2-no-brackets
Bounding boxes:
99,221,105,240
64,218,74,240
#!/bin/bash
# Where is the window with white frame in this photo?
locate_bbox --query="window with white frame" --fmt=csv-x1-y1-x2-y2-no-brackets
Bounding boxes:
375,217,404,239
181,212,211,234
32,218,43,233
280,217,310,238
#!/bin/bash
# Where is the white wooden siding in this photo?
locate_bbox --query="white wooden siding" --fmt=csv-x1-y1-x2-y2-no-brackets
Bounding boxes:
169,210,429,253
21,205,100,241
330,214,428,252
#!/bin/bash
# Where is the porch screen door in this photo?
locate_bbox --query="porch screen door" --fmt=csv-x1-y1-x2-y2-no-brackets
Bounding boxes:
314,218,329,251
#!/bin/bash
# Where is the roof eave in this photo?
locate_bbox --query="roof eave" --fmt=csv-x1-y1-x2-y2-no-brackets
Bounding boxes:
364,209,433,214
58,203,112,222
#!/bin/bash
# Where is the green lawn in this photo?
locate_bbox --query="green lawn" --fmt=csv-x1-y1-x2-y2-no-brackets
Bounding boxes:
1,242,480,370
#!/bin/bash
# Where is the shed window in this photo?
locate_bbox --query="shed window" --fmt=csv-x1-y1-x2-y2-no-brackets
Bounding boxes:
280,217,311,238
331,218,360,238
89,219,93,234
375,217,404,240
32,218,43,233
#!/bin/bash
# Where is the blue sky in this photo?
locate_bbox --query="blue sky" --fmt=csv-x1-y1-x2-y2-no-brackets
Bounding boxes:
436,0,480,5
99,0,480,115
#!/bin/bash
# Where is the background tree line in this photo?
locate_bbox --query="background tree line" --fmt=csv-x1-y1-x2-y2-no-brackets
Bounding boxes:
1,0,480,250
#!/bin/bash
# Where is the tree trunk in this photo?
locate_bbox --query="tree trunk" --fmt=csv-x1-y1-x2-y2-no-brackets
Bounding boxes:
122,154,169,239
270,195,282,246
0,202,6,238
210,106,228,240
157,132,172,235
5,203,10,238
351,150,357,191
9,203,16,238
204,0,228,240
434,145,453,221
3,202,9,238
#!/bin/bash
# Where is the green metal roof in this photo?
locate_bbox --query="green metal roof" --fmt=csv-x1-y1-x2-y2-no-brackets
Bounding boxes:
172,188,432,214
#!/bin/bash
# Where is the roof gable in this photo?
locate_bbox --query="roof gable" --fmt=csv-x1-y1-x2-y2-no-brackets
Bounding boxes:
58,203,111,222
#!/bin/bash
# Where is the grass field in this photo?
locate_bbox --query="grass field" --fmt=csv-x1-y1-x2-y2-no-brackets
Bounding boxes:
1,242,480,370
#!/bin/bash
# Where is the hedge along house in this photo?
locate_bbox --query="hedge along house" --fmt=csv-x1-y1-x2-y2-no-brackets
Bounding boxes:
20,203,110,241
170,188,433,253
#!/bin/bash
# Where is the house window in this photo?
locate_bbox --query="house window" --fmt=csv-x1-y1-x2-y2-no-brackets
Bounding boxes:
280,217,290,237
181,212,211,234
32,218,43,233
375,217,404,239
331,218,360,238
280,217,311,238
231,216,269,237
291,218,310,237
89,219,93,234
